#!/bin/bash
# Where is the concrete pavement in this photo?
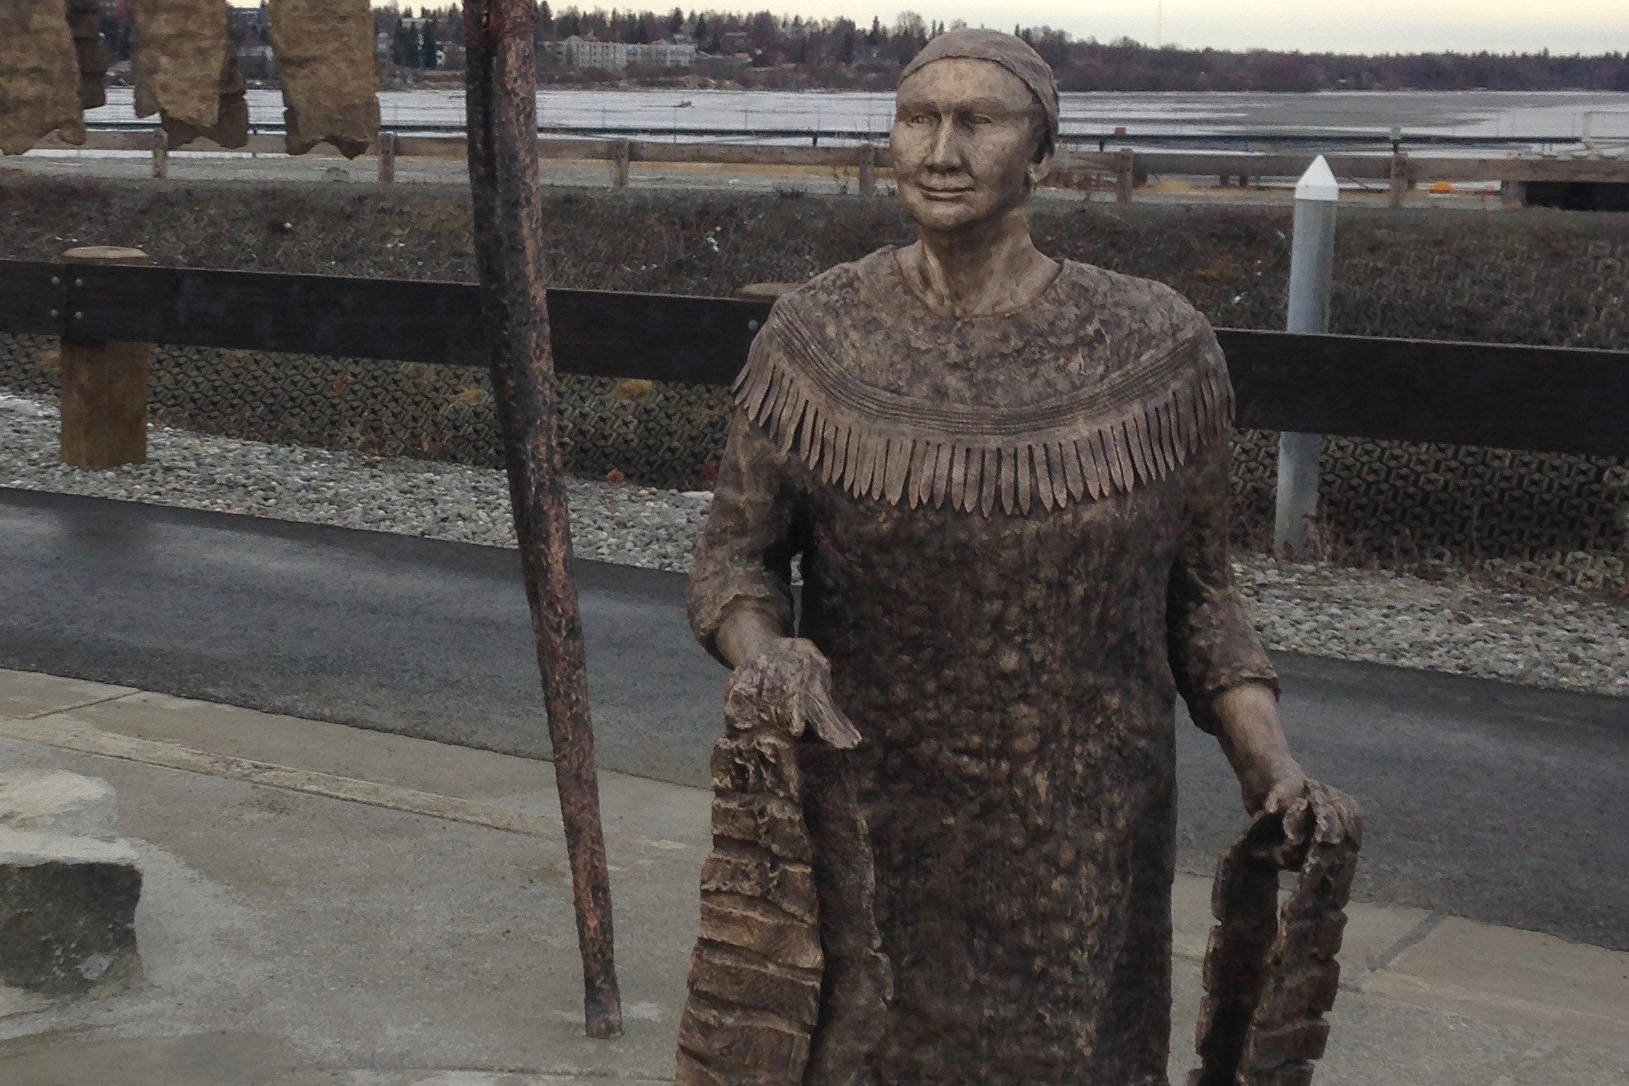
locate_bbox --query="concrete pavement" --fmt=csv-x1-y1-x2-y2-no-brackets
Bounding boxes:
1,668,1626,1085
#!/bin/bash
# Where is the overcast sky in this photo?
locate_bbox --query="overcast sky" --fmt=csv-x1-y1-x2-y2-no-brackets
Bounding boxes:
359,2,1625,55
775,2,1623,54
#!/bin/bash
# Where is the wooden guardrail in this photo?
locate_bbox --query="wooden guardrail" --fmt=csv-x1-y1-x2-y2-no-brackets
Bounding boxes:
26,127,1629,206
2,258,1625,466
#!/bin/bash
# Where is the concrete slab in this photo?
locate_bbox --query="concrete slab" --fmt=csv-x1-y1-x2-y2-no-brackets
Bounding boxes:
1,683,1627,1083
1172,872,1212,960
30,691,714,851
0,1031,303,1086
0,737,700,1081
1307,987,1627,1086
50,690,570,816
0,767,119,838
1339,900,1437,974
1365,916,1629,1052
0,668,135,721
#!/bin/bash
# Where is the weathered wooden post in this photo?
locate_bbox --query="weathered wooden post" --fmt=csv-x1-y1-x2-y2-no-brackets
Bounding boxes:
610,137,630,188
858,143,876,197
150,128,167,179
1274,156,1339,555
463,0,622,1039
1388,150,1408,209
378,128,397,185
58,247,151,469
1115,149,1135,203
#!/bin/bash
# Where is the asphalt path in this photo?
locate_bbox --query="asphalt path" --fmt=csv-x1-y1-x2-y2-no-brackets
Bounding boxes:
2,487,1624,949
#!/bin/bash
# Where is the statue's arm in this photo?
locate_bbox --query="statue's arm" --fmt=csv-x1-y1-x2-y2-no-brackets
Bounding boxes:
687,412,799,667
688,412,861,748
1166,432,1306,814
1211,684,1308,816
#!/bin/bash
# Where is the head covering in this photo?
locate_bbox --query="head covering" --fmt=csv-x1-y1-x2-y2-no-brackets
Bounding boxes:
899,29,1060,153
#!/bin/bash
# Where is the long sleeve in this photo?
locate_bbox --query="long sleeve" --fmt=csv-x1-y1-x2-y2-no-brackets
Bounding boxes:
1165,427,1279,733
686,412,802,667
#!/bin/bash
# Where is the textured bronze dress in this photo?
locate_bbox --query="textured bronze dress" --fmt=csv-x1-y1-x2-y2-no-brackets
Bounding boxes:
687,249,1278,1084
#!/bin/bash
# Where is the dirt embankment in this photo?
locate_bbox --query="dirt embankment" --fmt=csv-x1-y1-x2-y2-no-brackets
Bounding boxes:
2,177,1627,347
2,176,1626,591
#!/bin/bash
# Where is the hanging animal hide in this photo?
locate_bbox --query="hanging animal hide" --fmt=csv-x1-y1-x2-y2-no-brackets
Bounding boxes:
131,0,247,149
267,0,380,158
67,0,109,110
0,0,86,155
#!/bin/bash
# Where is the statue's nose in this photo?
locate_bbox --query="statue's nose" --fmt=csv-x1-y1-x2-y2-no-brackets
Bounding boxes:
927,121,962,168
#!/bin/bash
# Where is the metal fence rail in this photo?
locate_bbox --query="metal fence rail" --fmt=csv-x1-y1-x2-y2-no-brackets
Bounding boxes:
3,259,1626,459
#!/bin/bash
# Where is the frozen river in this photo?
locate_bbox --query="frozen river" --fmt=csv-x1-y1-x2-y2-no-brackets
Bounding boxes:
84,86,1629,145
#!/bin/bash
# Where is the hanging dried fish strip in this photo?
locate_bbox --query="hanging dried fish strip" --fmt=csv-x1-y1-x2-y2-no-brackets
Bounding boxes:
159,44,250,150
67,0,108,110
1189,783,1363,1086
677,728,823,1084
0,0,86,155
676,686,890,1084
132,0,229,136
268,0,380,158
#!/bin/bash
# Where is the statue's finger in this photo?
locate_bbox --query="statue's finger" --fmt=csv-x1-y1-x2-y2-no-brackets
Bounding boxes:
808,694,862,750
785,688,807,738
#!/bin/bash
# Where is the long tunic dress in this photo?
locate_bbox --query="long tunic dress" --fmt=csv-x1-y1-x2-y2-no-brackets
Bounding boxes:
686,248,1279,1085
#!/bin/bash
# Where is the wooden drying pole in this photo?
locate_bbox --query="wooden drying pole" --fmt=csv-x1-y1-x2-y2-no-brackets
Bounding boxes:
461,0,622,1038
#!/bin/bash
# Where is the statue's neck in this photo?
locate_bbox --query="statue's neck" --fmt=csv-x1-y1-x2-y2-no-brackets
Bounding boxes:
902,214,1059,318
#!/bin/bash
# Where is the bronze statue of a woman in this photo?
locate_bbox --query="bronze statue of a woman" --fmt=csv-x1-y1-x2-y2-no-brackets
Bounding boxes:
678,30,1346,1085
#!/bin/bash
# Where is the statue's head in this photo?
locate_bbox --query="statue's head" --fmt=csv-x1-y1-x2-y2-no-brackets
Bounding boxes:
891,30,1060,234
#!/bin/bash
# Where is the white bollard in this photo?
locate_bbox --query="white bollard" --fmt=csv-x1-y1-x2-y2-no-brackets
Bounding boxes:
1274,156,1339,556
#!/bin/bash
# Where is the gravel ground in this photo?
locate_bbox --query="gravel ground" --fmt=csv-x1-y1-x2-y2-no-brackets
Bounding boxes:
4,393,1625,699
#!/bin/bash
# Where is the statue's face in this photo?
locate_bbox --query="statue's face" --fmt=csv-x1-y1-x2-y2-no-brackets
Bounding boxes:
891,58,1048,233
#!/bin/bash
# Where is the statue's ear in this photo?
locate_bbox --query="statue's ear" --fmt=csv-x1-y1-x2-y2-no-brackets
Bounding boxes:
1028,140,1054,189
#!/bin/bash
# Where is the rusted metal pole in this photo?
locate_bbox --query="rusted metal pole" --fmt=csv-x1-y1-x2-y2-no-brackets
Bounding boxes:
461,0,622,1039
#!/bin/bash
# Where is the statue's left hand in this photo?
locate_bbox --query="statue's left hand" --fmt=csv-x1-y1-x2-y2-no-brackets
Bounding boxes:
1251,776,1363,870
1255,766,1311,820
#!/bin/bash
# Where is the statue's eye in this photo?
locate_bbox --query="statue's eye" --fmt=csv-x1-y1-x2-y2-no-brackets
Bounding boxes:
910,113,933,125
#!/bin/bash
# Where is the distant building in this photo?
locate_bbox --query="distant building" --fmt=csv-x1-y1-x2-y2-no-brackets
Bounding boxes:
549,36,628,71
626,39,697,69
546,35,695,72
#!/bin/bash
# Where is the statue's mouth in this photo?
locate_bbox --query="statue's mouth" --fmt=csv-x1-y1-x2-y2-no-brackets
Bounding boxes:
917,186,975,200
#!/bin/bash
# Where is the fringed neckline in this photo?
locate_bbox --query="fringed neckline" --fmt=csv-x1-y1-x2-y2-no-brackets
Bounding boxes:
733,304,1233,517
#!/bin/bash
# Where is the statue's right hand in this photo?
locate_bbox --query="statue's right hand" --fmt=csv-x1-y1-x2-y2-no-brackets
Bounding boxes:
724,637,862,750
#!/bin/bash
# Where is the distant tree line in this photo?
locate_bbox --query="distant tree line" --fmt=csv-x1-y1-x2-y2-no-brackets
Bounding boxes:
90,4,1629,91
